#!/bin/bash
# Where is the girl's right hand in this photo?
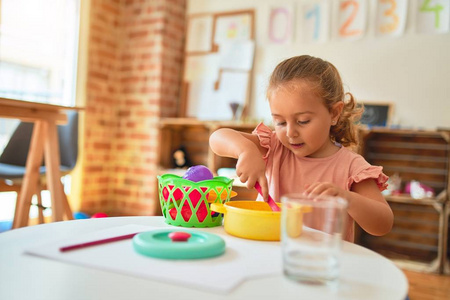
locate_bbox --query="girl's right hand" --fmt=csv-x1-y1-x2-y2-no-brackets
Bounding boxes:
209,128,269,200
235,150,269,201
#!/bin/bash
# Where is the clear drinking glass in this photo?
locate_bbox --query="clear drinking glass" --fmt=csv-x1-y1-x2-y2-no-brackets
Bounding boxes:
281,194,348,285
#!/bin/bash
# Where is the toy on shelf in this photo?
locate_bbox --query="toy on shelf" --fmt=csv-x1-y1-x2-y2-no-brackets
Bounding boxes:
382,173,402,196
172,145,192,169
404,180,434,199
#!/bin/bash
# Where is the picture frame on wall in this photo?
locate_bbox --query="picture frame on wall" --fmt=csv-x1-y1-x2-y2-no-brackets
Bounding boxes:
186,14,214,54
359,102,393,128
212,10,255,50
181,9,255,121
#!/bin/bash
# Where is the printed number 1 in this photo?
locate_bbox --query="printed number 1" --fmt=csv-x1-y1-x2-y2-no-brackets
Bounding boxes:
380,0,399,33
420,0,444,28
339,0,362,37
306,4,320,40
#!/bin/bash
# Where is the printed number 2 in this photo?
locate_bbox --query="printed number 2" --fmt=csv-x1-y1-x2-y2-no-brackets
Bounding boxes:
420,0,444,28
380,0,399,33
339,0,362,37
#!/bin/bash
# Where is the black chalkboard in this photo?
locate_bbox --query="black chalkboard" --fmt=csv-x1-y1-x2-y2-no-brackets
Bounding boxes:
359,103,391,127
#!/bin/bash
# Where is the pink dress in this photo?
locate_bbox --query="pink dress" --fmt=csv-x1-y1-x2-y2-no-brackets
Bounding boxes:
253,123,388,242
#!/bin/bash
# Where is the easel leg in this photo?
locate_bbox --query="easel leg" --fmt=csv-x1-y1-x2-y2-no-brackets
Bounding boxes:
36,180,45,224
13,121,46,229
44,120,66,222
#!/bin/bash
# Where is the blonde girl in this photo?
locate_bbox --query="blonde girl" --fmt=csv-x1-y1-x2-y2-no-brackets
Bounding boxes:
209,55,393,241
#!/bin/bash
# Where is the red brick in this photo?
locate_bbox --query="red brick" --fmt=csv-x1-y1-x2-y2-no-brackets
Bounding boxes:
82,0,186,216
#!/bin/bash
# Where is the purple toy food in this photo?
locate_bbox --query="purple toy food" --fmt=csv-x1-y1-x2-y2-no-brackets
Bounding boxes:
182,165,213,182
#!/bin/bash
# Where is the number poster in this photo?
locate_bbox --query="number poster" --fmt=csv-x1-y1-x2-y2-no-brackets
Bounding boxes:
267,0,450,44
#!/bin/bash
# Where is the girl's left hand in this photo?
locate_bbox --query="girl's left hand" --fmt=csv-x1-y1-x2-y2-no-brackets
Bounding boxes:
303,182,349,199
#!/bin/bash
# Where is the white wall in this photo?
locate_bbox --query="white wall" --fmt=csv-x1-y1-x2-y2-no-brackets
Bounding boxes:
188,0,450,130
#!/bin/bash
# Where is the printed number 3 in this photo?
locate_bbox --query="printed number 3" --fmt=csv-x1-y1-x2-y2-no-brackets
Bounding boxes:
380,0,399,33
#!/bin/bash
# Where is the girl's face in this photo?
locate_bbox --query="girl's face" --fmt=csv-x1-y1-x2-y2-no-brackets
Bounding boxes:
269,80,342,158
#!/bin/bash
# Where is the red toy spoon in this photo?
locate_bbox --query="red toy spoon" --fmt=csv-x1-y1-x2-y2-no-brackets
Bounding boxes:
254,182,281,212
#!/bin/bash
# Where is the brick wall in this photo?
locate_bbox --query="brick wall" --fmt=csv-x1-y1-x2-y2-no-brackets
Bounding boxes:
81,0,186,216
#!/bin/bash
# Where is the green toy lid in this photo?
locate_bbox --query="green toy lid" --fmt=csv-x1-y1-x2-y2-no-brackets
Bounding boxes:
132,229,225,259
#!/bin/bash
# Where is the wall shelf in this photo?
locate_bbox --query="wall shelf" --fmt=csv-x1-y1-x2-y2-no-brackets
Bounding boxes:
357,129,450,274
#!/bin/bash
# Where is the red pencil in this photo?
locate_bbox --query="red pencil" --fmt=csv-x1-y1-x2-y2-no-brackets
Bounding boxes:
60,233,138,252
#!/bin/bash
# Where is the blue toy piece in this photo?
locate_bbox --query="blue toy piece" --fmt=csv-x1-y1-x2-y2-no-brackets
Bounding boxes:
73,212,90,219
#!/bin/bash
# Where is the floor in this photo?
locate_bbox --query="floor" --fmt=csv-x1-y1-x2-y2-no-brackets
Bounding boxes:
403,269,450,300
0,191,52,232
0,174,71,232
0,193,18,232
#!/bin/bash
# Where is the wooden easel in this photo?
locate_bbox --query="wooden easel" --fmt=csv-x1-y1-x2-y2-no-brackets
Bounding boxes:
0,98,80,228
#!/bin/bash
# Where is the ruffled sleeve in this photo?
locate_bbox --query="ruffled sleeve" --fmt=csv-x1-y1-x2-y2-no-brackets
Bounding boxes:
347,165,389,191
252,123,274,160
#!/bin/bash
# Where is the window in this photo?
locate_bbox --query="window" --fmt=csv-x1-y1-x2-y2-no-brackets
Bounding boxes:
0,0,80,106
0,0,80,150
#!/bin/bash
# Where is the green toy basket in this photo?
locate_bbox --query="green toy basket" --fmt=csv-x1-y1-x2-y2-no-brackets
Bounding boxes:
157,174,234,227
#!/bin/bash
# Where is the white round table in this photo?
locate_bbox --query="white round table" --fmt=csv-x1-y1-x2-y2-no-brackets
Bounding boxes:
0,216,408,300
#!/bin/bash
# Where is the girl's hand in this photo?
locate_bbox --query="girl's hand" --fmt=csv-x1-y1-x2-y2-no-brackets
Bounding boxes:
236,150,269,200
305,180,394,236
303,182,350,200
209,128,269,200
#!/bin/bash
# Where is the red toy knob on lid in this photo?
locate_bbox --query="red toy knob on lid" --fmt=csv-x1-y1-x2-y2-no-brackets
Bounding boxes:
168,231,191,242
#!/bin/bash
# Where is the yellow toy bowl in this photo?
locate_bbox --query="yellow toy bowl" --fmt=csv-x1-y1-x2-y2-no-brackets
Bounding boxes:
210,201,282,241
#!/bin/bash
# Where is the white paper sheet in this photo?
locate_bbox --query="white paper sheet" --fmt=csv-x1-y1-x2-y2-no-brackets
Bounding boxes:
218,41,255,70
25,224,282,294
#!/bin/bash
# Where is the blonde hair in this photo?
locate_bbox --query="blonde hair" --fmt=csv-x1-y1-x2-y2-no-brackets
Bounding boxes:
267,55,363,147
